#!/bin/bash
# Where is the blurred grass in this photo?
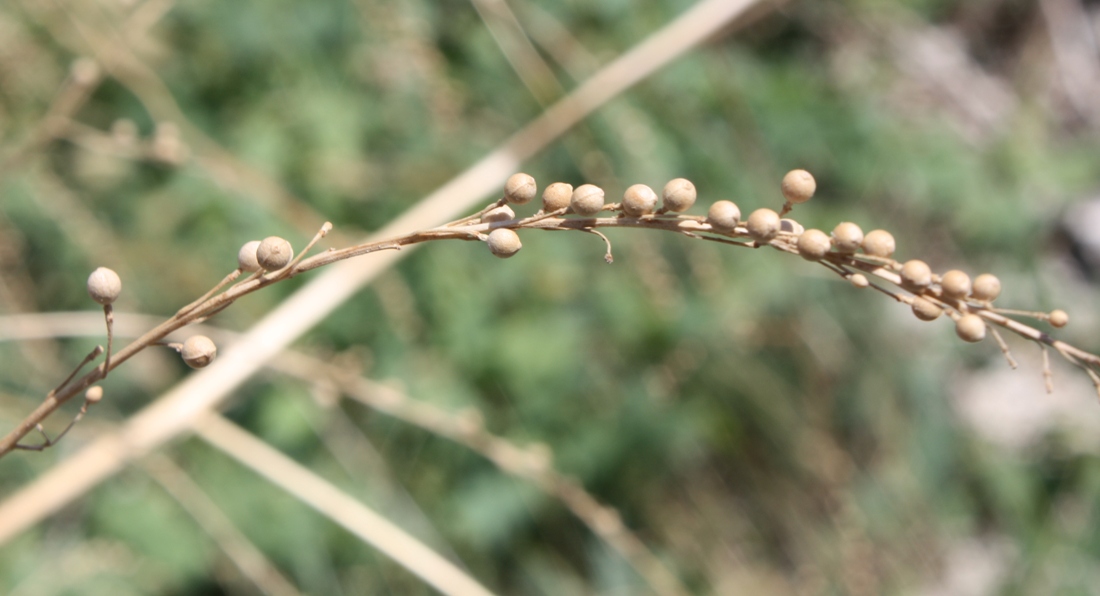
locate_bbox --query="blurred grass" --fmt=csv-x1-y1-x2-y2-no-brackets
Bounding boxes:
2,0,1100,594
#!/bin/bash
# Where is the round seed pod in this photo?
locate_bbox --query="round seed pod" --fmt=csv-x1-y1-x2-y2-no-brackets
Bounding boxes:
911,297,943,321
706,200,741,231
940,270,971,299
861,229,896,258
662,178,697,212
487,228,522,258
570,184,605,216
181,335,217,368
237,240,262,272
85,386,104,404
900,259,932,289
831,222,864,253
1049,309,1069,328
504,173,537,205
779,218,804,235
542,182,573,212
87,267,122,305
622,184,658,217
971,274,1002,302
850,273,869,288
955,314,986,343
746,208,781,243
256,236,293,271
481,205,515,223
797,229,832,261
781,169,816,204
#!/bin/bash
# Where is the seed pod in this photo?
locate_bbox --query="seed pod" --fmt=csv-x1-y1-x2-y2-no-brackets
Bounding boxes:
487,228,522,258
900,259,932,289
570,184,605,216
1049,309,1069,328
85,386,104,404
781,169,816,204
850,273,869,288
542,182,573,212
256,236,293,271
861,230,896,258
831,222,864,253
181,335,218,368
237,240,262,272
622,184,658,217
797,229,831,261
481,205,515,223
504,173,537,205
911,297,943,321
662,178,697,212
746,208,780,243
87,267,122,305
706,200,741,231
940,270,971,299
971,274,1001,302
955,314,986,342
779,218,804,235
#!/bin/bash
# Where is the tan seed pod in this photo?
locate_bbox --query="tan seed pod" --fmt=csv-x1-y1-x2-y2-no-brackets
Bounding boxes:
831,222,864,253
542,182,573,212
487,228,522,258
779,218,804,235
622,184,658,217
256,236,294,271
797,229,832,261
861,229,896,258
481,205,516,223
955,314,986,342
181,335,218,368
940,270,971,299
781,169,816,204
746,208,781,242
87,267,122,305
971,274,1002,302
504,173,537,205
1049,309,1069,328
911,297,943,321
237,240,262,272
570,184,605,216
850,273,869,288
85,386,104,404
706,200,741,231
662,178,697,212
900,259,932,289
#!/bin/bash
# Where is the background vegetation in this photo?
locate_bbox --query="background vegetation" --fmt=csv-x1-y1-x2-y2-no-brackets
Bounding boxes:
1,0,1100,593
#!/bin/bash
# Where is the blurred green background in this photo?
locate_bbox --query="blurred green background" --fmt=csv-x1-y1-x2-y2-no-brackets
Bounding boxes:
2,0,1100,594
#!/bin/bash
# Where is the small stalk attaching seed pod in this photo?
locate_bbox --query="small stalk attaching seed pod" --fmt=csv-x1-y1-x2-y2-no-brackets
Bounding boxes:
622,184,658,217
971,274,1002,302
940,270,971,299
831,222,864,253
781,169,816,204
237,240,262,272
1049,309,1069,328
861,229,896,258
570,184,605,216
955,314,986,342
487,228,522,258
911,297,943,321
481,205,516,223
662,178,696,212
181,335,217,368
797,229,832,261
746,208,780,243
542,182,573,212
256,236,293,271
900,259,932,289
706,200,741,231
504,173,537,205
87,267,122,305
